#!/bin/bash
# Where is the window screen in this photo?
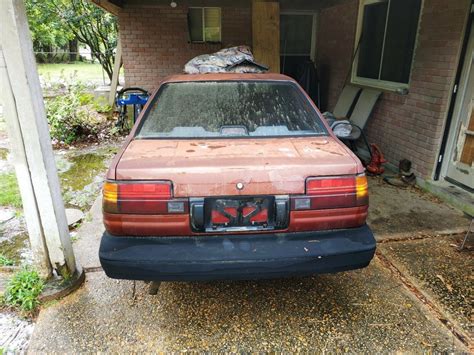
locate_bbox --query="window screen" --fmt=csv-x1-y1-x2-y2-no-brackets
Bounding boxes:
188,7,221,43
356,0,421,84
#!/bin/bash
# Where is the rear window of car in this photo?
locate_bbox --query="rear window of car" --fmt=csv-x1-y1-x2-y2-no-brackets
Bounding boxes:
136,81,327,138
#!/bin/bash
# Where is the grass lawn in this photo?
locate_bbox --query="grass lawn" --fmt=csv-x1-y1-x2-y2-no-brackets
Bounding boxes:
37,62,124,84
0,173,22,208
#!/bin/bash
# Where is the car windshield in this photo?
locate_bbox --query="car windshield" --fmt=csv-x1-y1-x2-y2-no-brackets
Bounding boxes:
136,81,327,138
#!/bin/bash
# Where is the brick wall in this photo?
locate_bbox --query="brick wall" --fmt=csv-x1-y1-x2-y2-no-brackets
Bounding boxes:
316,0,470,179
316,1,358,111
118,5,251,90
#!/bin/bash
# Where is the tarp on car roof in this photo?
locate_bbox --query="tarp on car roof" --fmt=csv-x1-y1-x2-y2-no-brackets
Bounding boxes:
184,46,268,74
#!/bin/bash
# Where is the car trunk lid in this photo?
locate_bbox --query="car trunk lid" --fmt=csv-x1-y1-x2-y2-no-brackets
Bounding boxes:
115,137,359,197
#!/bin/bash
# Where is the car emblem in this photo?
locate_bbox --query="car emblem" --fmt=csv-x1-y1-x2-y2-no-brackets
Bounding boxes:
236,182,244,190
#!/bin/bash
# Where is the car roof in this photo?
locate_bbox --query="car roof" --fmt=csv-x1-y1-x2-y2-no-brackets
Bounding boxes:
160,73,297,84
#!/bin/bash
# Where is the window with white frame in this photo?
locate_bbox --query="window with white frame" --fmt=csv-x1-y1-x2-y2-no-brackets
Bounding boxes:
188,7,221,43
352,0,422,89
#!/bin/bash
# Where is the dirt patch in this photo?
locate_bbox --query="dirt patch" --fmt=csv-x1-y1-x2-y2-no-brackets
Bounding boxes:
367,177,469,239
0,233,29,266
378,234,473,337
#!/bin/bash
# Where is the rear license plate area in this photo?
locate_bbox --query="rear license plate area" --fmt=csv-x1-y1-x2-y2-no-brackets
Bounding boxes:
205,196,275,232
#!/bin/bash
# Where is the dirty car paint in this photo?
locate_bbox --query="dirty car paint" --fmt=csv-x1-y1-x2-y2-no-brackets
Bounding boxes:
114,137,361,197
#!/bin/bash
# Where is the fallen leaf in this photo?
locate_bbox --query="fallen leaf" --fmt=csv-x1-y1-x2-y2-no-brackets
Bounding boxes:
436,274,453,292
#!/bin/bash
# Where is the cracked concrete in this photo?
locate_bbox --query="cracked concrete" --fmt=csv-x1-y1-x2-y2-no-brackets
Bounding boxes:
28,258,467,353
25,177,472,352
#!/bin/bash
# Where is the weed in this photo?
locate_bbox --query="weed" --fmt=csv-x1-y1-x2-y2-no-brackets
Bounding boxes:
45,75,112,144
0,173,22,208
0,148,8,160
46,81,90,144
4,268,44,312
92,97,112,113
0,254,15,266
78,92,94,105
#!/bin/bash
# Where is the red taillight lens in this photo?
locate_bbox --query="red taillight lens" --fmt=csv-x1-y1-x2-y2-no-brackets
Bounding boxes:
291,174,368,210
306,176,356,196
119,183,171,200
103,181,188,214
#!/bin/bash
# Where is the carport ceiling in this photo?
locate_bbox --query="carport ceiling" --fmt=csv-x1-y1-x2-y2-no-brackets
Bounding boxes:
102,0,348,11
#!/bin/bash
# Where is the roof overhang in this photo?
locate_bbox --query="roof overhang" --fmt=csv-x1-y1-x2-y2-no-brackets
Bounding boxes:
88,0,348,14
89,0,123,15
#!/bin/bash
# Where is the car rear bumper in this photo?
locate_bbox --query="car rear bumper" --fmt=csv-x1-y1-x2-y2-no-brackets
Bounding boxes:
99,225,376,281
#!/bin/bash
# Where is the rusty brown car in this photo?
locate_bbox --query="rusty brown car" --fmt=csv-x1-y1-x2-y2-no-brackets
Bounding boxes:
99,73,375,281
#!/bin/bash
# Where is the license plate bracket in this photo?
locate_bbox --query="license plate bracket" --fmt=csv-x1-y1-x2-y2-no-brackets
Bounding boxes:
204,196,275,232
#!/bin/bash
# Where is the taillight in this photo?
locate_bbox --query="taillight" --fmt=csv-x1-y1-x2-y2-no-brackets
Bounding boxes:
291,174,368,210
103,181,188,214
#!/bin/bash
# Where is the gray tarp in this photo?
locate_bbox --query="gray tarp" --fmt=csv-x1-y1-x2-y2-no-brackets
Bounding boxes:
184,46,268,74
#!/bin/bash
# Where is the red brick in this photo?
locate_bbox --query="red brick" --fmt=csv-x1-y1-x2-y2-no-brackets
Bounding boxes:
315,0,470,179
119,4,251,90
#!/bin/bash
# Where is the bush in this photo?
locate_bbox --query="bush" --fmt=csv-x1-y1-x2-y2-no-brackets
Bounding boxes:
4,268,44,312
45,77,112,144
46,81,90,144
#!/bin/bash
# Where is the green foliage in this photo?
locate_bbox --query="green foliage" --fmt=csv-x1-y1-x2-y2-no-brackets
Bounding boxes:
0,148,8,160
45,77,112,144
53,0,118,80
0,255,15,267
46,81,88,144
78,92,94,105
92,97,112,113
4,268,44,312
26,0,117,74
26,0,73,51
0,173,22,208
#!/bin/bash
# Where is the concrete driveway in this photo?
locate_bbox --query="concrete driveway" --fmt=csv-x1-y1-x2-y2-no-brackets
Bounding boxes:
26,178,472,352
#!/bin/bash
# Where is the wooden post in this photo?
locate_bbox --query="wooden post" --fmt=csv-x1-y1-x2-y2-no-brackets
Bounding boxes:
108,36,122,106
0,49,52,278
252,0,280,73
1,0,77,278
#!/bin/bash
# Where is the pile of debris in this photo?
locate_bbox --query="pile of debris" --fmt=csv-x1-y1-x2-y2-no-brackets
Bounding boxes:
184,46,268,74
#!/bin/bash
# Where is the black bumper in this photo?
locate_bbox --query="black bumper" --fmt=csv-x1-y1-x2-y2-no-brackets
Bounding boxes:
99,225,376,281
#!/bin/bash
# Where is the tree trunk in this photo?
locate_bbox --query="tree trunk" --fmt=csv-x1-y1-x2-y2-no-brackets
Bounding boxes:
69,38,78,62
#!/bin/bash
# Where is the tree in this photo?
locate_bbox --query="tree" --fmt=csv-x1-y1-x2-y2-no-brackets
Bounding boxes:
54,0,118,80
26,0,74,62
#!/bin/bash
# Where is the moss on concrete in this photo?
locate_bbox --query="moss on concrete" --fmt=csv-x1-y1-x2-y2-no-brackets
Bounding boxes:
0,173,21,208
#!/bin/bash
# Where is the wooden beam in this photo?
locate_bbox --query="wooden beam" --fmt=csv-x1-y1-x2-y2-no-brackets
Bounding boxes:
1,0,77,278
0,49,52,278
108,37,123,106
252,0,280,73
89,0,121,16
